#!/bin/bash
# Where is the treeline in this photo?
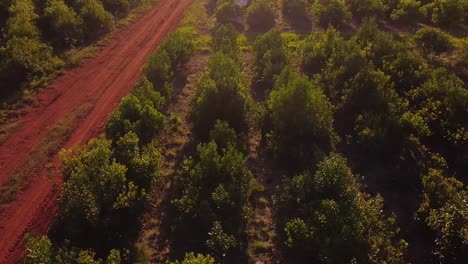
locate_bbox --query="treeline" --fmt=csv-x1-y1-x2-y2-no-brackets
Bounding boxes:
0,0,141,100
24,29,195,264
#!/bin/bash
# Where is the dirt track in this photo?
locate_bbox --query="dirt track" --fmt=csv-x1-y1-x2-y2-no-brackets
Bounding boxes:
0,0,191,262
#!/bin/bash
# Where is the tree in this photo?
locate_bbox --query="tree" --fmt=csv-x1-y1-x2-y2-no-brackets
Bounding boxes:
214,0,241,25
106,81,166,144
253,29,288,88
420,0,465,27
43,0,83,48
266,69,336,166
311,0,352,28
414,27,453,54
76,0,113,42
190,53,249,139
102,0,129,17
24,235,53,264
169,253,216,264
407,68,468,175
275,154,407,263
212,24,240,60
418,169,468,263
282,0,309,24
390,0,423,22
347,0,386,19
144,50,174,98
246,0,276,32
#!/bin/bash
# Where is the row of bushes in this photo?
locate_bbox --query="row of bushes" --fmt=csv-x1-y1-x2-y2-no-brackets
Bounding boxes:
24,29,196,264
168,11,253,262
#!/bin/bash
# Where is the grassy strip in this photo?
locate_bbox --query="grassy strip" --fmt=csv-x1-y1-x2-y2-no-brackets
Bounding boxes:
0,103,93,210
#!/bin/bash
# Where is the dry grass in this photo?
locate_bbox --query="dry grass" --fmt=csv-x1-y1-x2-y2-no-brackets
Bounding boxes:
0,103,93,210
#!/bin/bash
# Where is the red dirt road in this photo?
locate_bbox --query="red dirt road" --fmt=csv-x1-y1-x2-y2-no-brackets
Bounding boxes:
0,0,191,262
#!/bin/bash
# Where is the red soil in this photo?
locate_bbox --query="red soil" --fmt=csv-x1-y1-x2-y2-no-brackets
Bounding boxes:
0,0,191,262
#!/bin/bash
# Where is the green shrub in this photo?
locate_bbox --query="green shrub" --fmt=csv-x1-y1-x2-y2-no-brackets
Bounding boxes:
341,67,406,157
169,252,216,264
190,53,249,139
253,29,288,87
4,0,41,40
420,0,465,27
282,0,309,23
355,18,399,67
276,154,407,263
311,0,352,28
408,68,468,156
144,50,174,98
43,0,83,48
347,0,386,19
172,140,251,257
382,50,429,92
102,0,130,16
212,24,240,60
214,0,242,25
266,69,336,166
301,29,366,103
390,0,423,22
76,0,114,42
161,30,195,69
106,79,166,144
418,169,468,262
246,0,276,32
59,136,161,246
414,27,453,54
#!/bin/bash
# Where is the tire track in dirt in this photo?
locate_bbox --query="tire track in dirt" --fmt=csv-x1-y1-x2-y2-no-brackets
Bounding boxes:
0,0,191,262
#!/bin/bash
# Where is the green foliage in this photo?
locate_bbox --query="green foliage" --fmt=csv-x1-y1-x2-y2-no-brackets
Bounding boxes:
275,154,407,263
106,79,165,144
407,68,467,164
169,252,216,264
253,29,288,87
209,120,239,150
102,0,130,16
390,0,423,22
418,169,468,262
414,27,453,54
311,0,352,28
144,30,194,100
25,235,53,264
190,52,249,139
206,221,237,259
76,0,114,42
355,18,399,67
246,0,276,32
420,0,466,27
282,0,309,22
341,67,406,157
382,49,429,93
4,0,40,40
212,24,240,60
214,0,241,25
172,138,251,258
161,30,195,69
43,0,83,49
301,28,366,103
266,69,336,166
25,235,122,264
347,0,386,19
144,50,174,98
